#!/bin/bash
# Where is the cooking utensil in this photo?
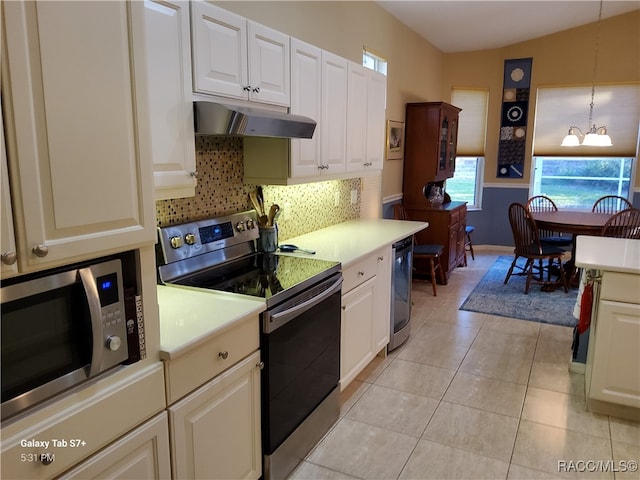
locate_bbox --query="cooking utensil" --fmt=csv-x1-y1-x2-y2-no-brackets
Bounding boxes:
249,191,262,216
278,244,316,255
268,204,280,227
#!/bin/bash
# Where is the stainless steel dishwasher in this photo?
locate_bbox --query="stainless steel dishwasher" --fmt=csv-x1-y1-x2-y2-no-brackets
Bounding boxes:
389,236,413,351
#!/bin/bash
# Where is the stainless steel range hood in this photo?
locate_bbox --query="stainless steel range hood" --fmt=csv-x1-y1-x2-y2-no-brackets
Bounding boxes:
194,101,316,139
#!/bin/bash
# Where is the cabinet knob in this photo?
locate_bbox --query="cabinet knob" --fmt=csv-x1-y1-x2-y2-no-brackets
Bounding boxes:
32,244,48,257
40,453,55,466
1,251,17,265
218,351,229,360
378,256,384,262
358,271,364,277
243,86,251,92
252,87,260,93
189,171,198,178
256,361,265,370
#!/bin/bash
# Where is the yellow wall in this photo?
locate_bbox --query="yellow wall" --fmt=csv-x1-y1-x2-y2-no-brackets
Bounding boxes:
442,10,640,187
216,2,640,196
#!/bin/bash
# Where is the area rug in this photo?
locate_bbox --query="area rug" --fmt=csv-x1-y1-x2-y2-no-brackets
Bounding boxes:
460,256,579,327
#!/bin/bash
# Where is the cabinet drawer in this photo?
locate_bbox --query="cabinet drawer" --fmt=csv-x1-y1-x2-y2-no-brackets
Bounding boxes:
342,253,378,293
600,272,640,304
164,316,259,404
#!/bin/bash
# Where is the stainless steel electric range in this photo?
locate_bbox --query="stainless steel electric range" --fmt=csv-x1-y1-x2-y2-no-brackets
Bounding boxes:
157,210,342,480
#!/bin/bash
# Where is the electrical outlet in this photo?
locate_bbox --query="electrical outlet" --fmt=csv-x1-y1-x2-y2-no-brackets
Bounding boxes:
334,191,340,207
351,189,358,205
283,202,291,220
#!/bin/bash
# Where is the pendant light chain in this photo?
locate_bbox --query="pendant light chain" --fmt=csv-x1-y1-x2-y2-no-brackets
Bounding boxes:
588,0,604,129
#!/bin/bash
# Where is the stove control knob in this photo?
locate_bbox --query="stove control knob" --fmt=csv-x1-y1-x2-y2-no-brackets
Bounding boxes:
236,221,246,232
170,236,183,249
106,335,122,351
184,233,196,245
246,219,255,229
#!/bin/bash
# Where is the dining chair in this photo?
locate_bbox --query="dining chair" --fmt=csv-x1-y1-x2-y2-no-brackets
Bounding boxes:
591,195,633,214
504,203,568,294
393,204,445,296
600,208,640,239
525,195,572,247
464,225,475,263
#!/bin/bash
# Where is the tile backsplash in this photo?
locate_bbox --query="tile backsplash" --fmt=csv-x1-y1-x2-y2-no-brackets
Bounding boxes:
155,136,360,241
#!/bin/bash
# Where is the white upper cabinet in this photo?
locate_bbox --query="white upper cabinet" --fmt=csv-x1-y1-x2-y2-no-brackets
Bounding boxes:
321,51,348,174
2,1,155,272
191,2,290,107
143,0,197,200
290,38,323,178
346,62,369,172
347,63,387,172
366,70,388,170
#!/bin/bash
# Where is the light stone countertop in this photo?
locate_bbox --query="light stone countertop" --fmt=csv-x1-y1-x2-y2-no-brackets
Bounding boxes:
157,285,265,360
281,218,428,267
575,236,640,274
157,219,428,360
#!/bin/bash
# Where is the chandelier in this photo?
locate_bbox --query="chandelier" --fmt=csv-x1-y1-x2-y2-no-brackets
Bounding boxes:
561,0,612,147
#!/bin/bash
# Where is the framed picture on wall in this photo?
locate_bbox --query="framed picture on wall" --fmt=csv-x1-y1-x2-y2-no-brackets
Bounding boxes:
386,120,404,160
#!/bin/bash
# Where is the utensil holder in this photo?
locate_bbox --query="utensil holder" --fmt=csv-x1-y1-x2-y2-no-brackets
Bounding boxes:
258,226,278,253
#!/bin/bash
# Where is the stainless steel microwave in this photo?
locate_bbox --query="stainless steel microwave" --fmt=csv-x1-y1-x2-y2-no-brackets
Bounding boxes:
1,256,145,420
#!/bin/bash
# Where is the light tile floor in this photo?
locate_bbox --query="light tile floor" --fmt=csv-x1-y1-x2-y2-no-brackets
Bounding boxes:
289,248,640,480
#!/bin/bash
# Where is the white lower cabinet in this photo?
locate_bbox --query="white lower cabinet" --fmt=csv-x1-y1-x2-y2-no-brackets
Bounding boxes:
168,351,262,480
340,247,392,390
58,413,171,479
586,270,640,417
341,277,376,389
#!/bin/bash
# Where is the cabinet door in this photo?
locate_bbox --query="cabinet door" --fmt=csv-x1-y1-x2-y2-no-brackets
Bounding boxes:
366,70,387,170
2,1,155,271
373,248,392,352
191,2,248,99
589,300,640,408
1,109,18,278
346,62,368,172
143,0,197,200
321,51,348,174
247,21,290,106
169,351,262,480
341,277,376,390
290,38,322,178
58,413,171,480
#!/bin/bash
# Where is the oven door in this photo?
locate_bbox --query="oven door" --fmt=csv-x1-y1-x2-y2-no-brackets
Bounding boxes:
261,273,342,455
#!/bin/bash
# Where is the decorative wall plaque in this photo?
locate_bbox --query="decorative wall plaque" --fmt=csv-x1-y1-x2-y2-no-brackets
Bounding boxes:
497,58,532,178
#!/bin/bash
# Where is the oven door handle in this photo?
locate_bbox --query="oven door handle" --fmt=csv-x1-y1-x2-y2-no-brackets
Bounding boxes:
266,277,343,333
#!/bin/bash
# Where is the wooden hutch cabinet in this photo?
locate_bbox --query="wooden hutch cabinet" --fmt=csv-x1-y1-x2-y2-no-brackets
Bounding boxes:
407,202,467,283
402,102,461,209
402,101,466,283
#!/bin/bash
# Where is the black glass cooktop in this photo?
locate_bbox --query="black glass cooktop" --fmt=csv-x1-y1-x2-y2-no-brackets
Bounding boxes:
173,253,340,306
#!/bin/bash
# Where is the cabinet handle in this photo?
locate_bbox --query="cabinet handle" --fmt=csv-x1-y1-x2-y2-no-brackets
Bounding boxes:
32,244,48,258
189,171,198,177
256,361,265,370
243,86,251,92
358,271,365,277
1,251,17,265
218,351,229,360
252,87,260,93
378,256,384,262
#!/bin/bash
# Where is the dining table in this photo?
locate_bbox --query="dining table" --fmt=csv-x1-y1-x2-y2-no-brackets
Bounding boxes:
530,210,614,284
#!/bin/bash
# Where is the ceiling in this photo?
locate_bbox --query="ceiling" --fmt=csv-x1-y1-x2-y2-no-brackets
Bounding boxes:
377,1,640,53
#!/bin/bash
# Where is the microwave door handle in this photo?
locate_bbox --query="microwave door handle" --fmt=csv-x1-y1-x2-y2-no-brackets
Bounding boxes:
78,267,104,377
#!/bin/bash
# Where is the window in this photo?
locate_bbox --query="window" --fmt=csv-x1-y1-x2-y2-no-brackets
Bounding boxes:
362,49,387,75
532,156,632,209
532,84,638,209
446,157,483,209
447,88,489,209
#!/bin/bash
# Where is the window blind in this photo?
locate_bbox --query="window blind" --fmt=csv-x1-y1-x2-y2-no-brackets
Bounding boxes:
533,84,640,157
451,88,489,156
